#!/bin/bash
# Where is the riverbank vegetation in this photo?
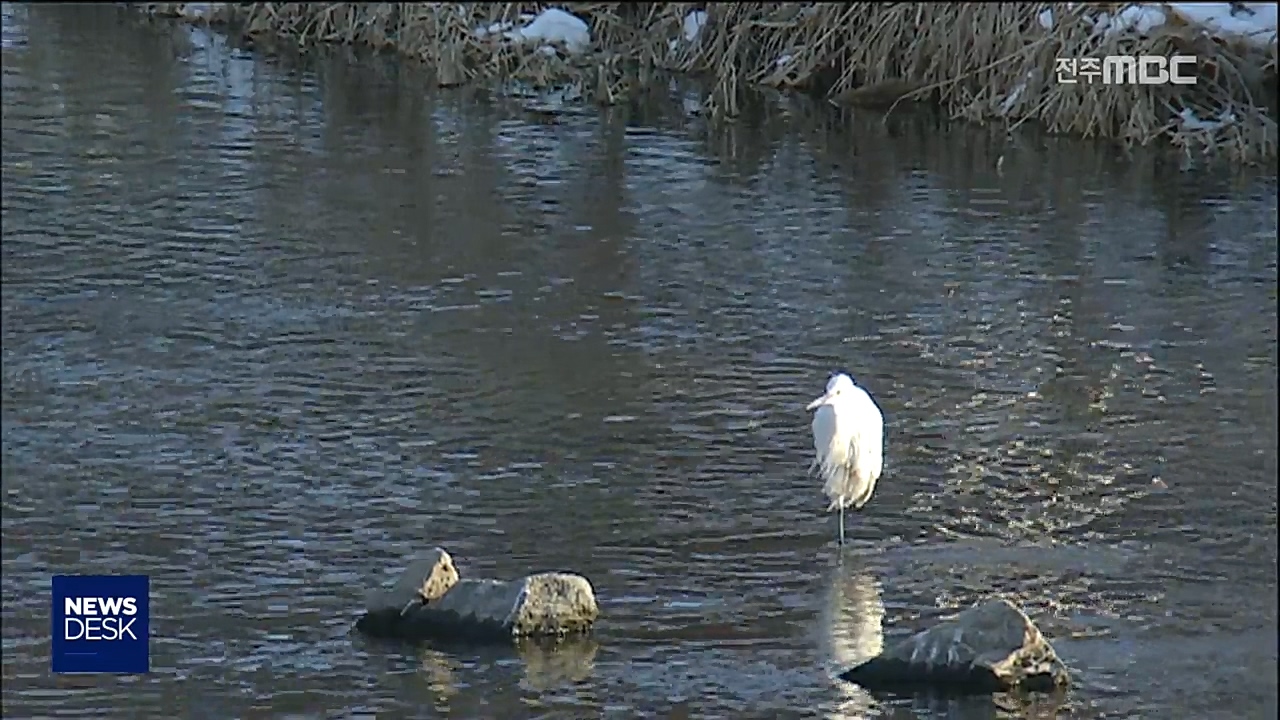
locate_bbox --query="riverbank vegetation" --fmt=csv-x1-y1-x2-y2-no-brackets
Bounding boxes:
139,3,1278,164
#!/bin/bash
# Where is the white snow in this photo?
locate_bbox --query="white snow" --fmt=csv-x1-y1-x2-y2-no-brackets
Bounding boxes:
1076,3,1277,46
1166,2,1278,46
1092,12,1112,34
1107,5,1168,35
1000,80,1027,115
998,70,1037,116
1042,3,1276,47
683,10,707,43
1177,107,1238,131
474,21,514,39
184,3,214,19
507,8,591,54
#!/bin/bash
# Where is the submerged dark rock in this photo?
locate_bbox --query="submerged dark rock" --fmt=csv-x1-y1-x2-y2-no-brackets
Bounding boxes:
839,599,1069,694
357,549,599,644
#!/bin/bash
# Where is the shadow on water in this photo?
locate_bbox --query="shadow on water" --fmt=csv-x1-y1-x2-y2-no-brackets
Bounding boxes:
2,4,1277,719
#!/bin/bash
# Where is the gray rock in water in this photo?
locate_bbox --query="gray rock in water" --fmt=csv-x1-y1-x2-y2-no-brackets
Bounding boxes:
358,555,598,644
363,547,460,616
839,599,1069,694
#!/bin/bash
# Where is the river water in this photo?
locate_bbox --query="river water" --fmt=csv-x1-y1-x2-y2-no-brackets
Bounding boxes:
2,5,1276,719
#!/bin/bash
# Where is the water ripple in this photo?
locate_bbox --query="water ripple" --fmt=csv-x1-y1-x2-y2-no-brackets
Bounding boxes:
2,6,1276,719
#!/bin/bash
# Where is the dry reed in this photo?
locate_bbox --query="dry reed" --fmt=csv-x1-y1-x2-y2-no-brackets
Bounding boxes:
136,2,1278,164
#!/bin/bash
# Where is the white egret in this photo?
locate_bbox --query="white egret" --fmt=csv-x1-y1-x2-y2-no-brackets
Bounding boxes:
806,373,884,546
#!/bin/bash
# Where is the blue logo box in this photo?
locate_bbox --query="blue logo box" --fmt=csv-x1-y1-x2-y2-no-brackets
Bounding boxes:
51,575,150,674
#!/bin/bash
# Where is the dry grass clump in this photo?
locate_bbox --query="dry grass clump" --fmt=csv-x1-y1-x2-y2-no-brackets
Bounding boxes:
691,3,1276,163
134,2,1277,164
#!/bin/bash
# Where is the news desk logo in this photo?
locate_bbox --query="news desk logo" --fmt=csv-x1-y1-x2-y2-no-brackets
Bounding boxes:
1055,55,1198,85
51,575,150,674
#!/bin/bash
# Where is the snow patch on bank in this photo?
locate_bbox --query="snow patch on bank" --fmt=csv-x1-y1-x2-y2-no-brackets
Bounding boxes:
1037,2,1277,47
1103,5,1169,36
183,3,214,19
1167,2,1277,45
669,10,707,54
516,8,591,53
475,8,591,54
474,21,514,39
683,11,707,43
998,70,1039,116
1178,107,1238,131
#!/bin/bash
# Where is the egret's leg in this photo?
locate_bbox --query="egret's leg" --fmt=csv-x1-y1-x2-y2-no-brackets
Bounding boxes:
838,507,845,546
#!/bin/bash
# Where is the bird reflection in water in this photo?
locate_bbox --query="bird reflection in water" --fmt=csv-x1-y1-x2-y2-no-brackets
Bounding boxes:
819,556,886,720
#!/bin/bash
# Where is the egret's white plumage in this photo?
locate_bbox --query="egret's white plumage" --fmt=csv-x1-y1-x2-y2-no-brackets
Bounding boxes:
806,373,884,545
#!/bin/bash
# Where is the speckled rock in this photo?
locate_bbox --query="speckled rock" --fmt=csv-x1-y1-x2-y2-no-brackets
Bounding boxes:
839,599,1069,694
362,547,460,617
357,550,598,644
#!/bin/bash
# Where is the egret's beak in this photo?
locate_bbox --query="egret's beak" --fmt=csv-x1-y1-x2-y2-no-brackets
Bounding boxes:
806,393,833,412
